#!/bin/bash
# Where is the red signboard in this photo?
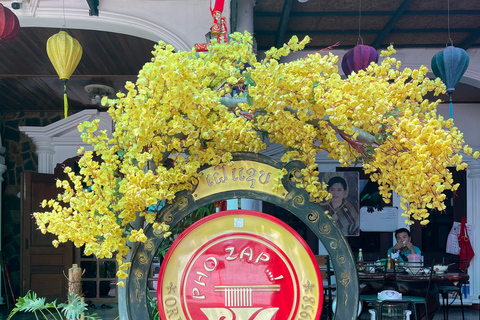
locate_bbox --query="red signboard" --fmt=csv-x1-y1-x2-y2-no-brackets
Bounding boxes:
158,210,323,320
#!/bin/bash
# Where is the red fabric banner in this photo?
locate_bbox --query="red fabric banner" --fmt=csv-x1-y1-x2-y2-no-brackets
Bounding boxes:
458,217,475,270
210,0,225,16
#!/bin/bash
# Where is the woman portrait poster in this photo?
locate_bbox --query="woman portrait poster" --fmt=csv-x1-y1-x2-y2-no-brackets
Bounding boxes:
319,172,360,236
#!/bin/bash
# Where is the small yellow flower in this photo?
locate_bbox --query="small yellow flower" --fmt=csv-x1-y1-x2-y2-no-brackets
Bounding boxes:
32,31,476,282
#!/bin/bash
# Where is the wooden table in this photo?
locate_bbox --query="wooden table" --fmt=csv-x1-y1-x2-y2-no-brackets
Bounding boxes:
358,271,469,320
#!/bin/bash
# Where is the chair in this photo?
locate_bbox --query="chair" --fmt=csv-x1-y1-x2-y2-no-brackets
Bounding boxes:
315,255,336,320
377,299,415,320
359,262,389,316
394,261,435,320
437,258,469,320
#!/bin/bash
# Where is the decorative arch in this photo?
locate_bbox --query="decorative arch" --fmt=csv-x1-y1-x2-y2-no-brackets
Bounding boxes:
123,152,359,320
17,7,198,51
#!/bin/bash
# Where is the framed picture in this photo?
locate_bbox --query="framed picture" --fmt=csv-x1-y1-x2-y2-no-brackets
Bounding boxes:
319,172,360,236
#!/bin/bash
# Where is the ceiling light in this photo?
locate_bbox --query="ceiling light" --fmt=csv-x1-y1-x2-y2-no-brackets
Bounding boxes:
84,84,115,105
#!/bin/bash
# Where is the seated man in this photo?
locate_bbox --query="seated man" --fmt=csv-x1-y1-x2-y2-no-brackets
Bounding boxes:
387,228,421,262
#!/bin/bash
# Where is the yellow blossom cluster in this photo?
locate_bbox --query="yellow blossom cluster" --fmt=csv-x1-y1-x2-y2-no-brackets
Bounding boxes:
34,31,476,282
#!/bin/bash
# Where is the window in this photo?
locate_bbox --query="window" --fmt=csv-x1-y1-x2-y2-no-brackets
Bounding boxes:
338,167,466,263
76,248,117,303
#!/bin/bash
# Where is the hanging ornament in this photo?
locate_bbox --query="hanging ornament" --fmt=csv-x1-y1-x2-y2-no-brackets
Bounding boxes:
46,30,83,118
431,46,469,118
0,3,20,42
341,44,379,76
341,0,378,77
195,0,227,51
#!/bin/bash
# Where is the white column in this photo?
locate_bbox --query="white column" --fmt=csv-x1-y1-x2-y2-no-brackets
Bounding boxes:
225,198,262,211
235,0,256,52
241,199,262,211
236,0,255,33
31,137,55,174
0,137,6,305
466,161,480,303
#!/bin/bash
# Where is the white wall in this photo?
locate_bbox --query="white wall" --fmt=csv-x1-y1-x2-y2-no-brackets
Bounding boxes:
1,0,230,52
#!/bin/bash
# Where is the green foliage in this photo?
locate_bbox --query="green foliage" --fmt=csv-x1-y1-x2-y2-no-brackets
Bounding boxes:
7,291,102,320
147,289,161,320
157,203,215,258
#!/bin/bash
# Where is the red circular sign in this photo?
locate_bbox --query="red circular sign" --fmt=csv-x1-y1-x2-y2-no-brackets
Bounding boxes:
158,210,323,320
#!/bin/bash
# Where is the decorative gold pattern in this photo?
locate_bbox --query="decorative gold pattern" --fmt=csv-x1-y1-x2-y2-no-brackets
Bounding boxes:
306,211,319,223
138,254,148,265
292,194,305,206
176,195,189,209
318,223,331,235
134,270,143,300
303,280,315,293
337,271,351,287
145,240,154,251
166,282,177,294
292,169,303,179
153,227,164,237
329,240,339,250
163,211,174,224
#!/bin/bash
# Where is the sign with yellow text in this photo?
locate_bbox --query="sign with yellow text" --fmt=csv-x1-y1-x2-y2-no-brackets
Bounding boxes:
193,161,287,200
157,210,323,320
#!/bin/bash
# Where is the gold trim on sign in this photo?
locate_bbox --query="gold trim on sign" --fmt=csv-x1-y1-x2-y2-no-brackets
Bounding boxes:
194,161,287,200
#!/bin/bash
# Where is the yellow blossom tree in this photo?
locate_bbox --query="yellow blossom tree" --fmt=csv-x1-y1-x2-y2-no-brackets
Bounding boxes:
35,31,477,284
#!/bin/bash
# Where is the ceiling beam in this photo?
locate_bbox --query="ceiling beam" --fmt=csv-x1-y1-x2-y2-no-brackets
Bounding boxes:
371,0,414,49
256,43,477,50
0,74,136,78
459,27,480,50
255,10,480,18
274,0,293,48
255,28,476,36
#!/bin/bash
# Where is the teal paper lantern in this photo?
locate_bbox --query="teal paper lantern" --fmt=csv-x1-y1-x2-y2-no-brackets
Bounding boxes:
431,46,469,118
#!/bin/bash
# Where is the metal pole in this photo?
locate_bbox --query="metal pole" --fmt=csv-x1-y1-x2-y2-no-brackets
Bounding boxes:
0,135,7,305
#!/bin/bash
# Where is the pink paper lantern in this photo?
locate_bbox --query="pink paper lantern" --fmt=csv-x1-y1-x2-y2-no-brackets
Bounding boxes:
0,3,20,42
341,44,379,76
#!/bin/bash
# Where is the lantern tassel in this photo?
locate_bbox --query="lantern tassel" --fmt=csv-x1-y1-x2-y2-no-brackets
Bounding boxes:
449,94,453,119
63,79,68,119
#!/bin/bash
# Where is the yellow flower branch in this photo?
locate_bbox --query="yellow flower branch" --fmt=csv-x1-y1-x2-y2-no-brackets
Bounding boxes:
34,32,477,282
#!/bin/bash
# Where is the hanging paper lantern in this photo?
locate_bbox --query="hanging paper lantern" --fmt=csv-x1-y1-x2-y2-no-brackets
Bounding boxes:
431,46,469,118
46,30,83,118
431,46,469,94
0,3,21,42
341,44,379,76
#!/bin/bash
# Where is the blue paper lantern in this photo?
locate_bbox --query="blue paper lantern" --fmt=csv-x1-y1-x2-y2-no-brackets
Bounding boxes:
431,46,469,118
341,44,379,76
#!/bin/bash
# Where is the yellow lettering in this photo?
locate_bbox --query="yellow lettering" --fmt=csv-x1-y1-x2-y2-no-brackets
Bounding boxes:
164,297,177,307
204,257,218,272
240,247,253,261
225,247,237,260
255,252,270,263
192,287,206,299
194,271,208,286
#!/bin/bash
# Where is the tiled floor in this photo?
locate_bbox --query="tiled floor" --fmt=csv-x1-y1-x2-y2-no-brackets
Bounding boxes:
358,305,479,319
1,303,478,319
0,303,119,319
